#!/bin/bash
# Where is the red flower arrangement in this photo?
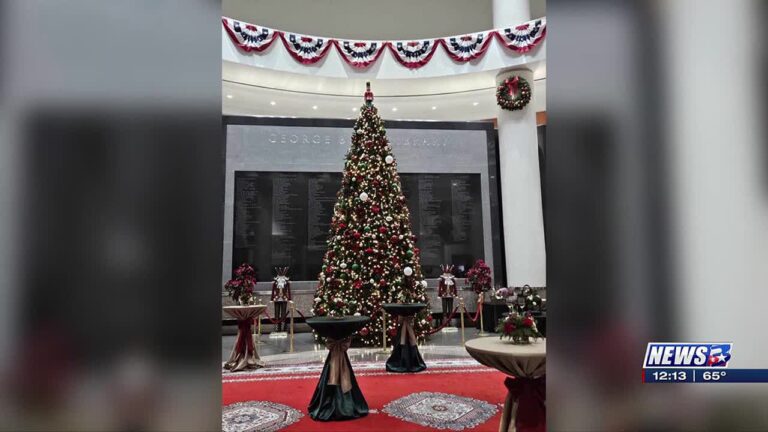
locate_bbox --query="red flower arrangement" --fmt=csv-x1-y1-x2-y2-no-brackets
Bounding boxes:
466,259,492,294
497,310,541,344
225,263,257,305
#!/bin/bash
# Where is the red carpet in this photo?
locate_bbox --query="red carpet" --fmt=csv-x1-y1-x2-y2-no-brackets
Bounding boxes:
223,361,508,431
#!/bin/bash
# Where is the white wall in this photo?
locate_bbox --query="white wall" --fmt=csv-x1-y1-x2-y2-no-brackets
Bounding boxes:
223,0,494,40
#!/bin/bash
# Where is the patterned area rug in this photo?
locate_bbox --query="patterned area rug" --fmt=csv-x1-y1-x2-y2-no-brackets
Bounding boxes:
222,401,303,432
223,361,507,431
383,392,498,431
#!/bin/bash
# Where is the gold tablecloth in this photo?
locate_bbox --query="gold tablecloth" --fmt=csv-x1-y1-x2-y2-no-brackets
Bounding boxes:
465,337,546,432
223,305,267,371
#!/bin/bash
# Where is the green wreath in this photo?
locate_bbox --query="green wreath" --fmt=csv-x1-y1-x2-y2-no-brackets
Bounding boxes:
496,76,531,111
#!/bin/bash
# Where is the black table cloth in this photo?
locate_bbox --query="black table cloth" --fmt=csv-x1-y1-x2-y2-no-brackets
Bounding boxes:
383,303,427,373
481,301,511,332
305,316,370,421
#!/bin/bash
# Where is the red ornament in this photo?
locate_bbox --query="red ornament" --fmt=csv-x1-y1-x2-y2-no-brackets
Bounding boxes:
379,279,387,286
317,307,326,315
353,231,362,240
365,247,374,255
387,328,398,337
359,327,370,336
372,205,381,214
353,280,363,289
390,235,399,244
378,226,387,234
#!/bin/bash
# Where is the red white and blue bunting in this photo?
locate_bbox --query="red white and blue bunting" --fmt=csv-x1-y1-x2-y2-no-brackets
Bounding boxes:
280,32,334,64
496,18,547,53
221,18,279,52
222,16,546,68
388,39,440,69
441,30,495,63
335,40,388,69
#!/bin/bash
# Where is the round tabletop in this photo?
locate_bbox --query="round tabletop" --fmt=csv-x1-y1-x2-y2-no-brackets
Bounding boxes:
464,337,546,378
222,305,267,320
305,316,370,340
382,303,427,316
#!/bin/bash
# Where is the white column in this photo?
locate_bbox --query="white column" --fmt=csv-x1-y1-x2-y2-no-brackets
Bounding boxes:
492,0,531,27
495,69,546,286
494,1,544,286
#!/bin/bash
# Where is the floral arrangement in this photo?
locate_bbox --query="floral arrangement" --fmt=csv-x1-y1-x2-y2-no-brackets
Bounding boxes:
497,310,541,344
225,263,257,305
496,76,531,111
466,259,492,294
493,287,510,300
513,284,545,313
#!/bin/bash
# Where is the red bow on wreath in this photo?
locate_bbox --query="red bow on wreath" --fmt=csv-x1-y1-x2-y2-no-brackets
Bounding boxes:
506,76,520,97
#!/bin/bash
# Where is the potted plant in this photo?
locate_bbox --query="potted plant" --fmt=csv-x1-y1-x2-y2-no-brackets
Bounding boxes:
225,263,257,305
496,310,542,344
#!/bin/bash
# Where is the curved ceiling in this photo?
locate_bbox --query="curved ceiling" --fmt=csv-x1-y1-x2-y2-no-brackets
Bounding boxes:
223,62,546,121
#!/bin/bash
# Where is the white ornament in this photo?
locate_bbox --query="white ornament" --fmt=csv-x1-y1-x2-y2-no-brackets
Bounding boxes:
403,266,413,276
340,262,347,269
314,297,321,302
326,277,331,282
385,155,394,164
421,280,428,288
386,216,392,222
354,312,361,316
369,279,375,284
359,192,369,201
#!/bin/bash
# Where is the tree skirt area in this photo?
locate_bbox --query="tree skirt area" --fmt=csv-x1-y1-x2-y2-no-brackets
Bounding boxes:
223,359,507,432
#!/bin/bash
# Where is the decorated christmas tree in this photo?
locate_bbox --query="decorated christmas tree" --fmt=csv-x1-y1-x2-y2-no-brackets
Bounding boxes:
312,83,431,346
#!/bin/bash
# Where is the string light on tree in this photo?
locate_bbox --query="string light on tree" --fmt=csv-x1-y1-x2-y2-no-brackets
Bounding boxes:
311,82,431,345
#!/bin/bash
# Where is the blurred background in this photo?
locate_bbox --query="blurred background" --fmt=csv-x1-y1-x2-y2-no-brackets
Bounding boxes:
0,0,766,431
547,0,768,430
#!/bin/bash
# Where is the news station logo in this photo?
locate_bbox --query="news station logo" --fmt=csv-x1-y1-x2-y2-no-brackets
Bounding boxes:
643,343,732,368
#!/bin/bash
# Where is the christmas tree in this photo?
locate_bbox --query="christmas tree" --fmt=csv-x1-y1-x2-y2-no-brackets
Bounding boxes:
312,83,431,346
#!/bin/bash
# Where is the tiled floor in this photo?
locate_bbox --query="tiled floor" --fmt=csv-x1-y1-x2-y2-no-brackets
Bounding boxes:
222,325,488,364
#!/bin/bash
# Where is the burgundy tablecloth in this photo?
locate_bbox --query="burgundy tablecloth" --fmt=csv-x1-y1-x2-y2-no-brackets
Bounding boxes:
465,337,546,432
223,305,267,371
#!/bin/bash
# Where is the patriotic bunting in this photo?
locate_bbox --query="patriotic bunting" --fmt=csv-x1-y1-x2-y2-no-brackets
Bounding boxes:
281,32,333,64
496,18,547,53
441,30,495,63
389,39,440,69
222,16,546,68
335,40,388,69
221,18,280,52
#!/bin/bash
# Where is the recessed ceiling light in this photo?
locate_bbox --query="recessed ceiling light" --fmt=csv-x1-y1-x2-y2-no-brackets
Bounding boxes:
352,107,358,112
312,105,318,110
226,94,233,99
431,106,437,110
270,101,276,105
392,107,398,112
473,102,479,106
